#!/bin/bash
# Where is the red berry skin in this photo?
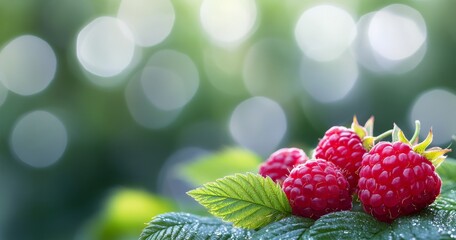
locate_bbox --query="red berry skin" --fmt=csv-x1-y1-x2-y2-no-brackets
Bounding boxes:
358,141,441,223
315,126,366,194
282,159,352,219
259,148,308,185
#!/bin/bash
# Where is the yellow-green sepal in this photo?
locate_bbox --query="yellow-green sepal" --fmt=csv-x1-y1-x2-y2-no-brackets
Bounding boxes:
351,115,385,151
394,120,451,168
351,116,367,140
423,147,451,168
412,130,432,154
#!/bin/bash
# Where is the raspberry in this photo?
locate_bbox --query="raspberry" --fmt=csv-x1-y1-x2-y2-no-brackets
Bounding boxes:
315,126,366,193
358,122,450,223
259,148,308,185
282,159,352,219
358,141,442,222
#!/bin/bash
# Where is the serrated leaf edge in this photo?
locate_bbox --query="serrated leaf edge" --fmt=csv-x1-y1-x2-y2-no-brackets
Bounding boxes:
187,172,291,229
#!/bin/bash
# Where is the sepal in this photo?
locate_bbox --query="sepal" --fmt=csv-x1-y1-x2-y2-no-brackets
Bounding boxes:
351,116,391,151
413,130,432,154
351,116,367,139
394,121,451,168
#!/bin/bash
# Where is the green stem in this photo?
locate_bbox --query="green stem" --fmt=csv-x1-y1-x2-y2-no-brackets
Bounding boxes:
410,120,421,144
374,129,393,143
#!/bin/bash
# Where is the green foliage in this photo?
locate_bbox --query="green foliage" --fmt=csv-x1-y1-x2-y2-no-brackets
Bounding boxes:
437,158,456,182
77,188,175,240
308,211,388,240
250,216,314,239
179,148,261,186
432,195,456,211
378,209,456,239
307,204,456,240
140,158,456,240
187,173,291,229
141,207,456,240
139,213,253,240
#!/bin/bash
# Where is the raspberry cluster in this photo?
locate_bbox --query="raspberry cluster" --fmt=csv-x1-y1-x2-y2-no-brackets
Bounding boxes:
258,117,450,222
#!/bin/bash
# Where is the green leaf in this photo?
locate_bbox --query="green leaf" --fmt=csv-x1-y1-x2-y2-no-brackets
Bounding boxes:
433,183,456,211
308,211,388,240
307,209,456,240
187,173,291,229
179,148,261,186
377,209,456,240
429,210,456,238
139,212,253,240
378,211,440,239
432,195,456,211
441,182,456,195
251,216,314,240
437,158,456,182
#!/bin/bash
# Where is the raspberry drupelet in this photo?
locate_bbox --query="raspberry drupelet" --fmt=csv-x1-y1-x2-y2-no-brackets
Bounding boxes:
259,148,308,185
282,159,352,219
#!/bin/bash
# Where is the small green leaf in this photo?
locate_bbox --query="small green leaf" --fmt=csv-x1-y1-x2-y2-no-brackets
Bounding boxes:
139,212,253,240
251,216,314,240
187,173,291,229
308,211,388,240
179,148,261,186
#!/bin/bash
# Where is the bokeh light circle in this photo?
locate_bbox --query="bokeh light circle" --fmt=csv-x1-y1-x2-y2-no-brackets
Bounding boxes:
200,0,257,45
0,81,8,107
229,97,287,156
140,50,199,111
0,35,57,95
294,5,357,62
300,52,358,103
117,0,175,47
76,16,135,77
354,11,427,74
368,4,426,61
409,89,456,145
125,72,181,130
10,110,68,168
203,46,245,95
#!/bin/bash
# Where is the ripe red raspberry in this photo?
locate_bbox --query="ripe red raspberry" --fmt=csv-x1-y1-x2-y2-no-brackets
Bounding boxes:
358,141,442,222
282,159,352,219
315,126,366,193
259,148,308,185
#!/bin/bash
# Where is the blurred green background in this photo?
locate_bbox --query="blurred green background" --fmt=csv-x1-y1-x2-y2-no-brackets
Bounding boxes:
1,0,456,239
